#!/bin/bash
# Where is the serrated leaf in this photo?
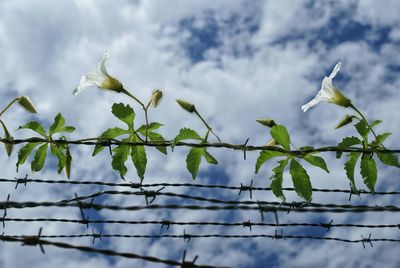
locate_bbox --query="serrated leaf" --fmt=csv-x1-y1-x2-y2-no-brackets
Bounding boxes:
255,150,286,173
270,158,289,201
336,136,362,159
136,122,163,134
371,132,392,147
203,150,218,164
377,152,400,168
270,125,290,150
344,152,361,193
49,113,65,135
50,145,66,174
31,143,48,172
111,103,135,129
18,121,47,137
130,135,147,180
360,155,377,193
111,143,130,180
16,142,41,171
186,147,203,179
172,128,203,150
303,154,329,173
147,132,167,155
0,120,13,156
289,159,312,201
92,127,128,156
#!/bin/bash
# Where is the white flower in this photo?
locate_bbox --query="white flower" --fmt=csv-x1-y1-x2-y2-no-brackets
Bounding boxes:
73,51,123,95
301,62,351,112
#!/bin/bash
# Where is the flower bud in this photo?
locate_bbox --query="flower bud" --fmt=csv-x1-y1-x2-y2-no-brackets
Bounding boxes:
266,138,278,146
176,99,196,113
335,115,353,129
150,89,163,108
256,118,276,128
17,96,37,113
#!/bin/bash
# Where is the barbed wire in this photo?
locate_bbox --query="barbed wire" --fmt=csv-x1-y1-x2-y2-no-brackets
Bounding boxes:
2,232,399,245
2,177,399,196
2,200,400,213
0,232,226,268
3,217,399,229
1,137,400,154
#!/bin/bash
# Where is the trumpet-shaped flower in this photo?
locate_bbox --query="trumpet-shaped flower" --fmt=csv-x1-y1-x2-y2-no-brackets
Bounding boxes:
73,51,123,95
301,62,351,112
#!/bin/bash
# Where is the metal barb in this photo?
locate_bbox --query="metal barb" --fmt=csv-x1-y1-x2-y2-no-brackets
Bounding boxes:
183,229,191,243
22,227,45,254
141,187,165,205
14,174,28,189
181,250,199,268
91,228,102,244
319,220,334,232
257,201,265,221
272,229,286,240
239,180,253,199
242,138,249,160
2,194,10,228
161,219,171,230
75,193,90,228
361,234,373,249
242,220,252,231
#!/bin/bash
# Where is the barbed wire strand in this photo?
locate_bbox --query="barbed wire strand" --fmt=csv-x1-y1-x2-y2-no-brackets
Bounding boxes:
1,137,399,154
2,178,399,196
3,217,399,229
2,201,400,213
0,234,227,268
2,232,399,244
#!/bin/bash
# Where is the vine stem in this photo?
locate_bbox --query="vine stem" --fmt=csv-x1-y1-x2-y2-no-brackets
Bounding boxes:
349,103,380,143
121,88,150,142
0,98,19,117
194,110,221,142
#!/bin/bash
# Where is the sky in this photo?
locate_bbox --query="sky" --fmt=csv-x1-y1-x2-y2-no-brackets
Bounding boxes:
0,0,400,267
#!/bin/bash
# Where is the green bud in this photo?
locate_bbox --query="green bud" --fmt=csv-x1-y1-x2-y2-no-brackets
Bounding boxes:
0,120,13,157
17,96,37,113
176,99,196,113
256,118,276,128
150,89,163,108
266,138,278,146
335,115,353,129
65,148,72,178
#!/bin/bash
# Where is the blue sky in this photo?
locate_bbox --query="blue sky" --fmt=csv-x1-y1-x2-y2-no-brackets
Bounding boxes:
1,0,400,267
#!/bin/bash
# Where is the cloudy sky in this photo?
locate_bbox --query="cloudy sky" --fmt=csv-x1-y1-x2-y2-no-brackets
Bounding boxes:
1,0,400,267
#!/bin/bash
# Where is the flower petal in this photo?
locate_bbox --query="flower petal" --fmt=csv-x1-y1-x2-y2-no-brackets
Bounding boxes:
328,62,341,79
73,72,98,95
301,97,320,112
97,50,111,76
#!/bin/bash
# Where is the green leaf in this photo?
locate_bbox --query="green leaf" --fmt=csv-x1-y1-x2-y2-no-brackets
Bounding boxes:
31,143,48,172
371,132,392,147
255,150,286,173
377,152,400,168
111,143,130,180
49,113,65,135
360,155,377,193
344,152,361,193
303,154,329,173
370,120,382,129
186,147,203,179
289,159,312,201
59,126,76,133
136,122,163,134
111,103,135,129
147,132,167,155
0,120,13,156
50,145,66,174
130,136,147,180
336,136,362,159
270,158,289,201
354,121,368,140
18,121,47,137
270,125,290,150
203,150,218,164
92,127,128,156
16,142,40,171
172,128,203,150
65,148,72,178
